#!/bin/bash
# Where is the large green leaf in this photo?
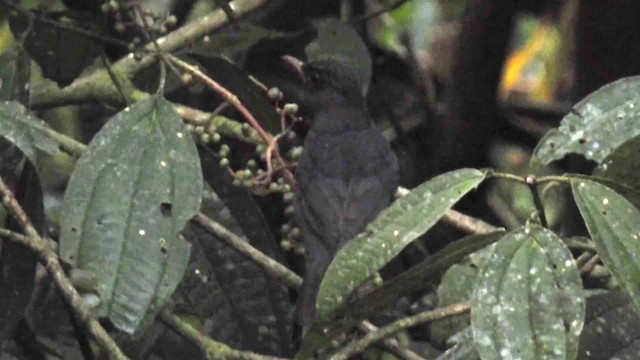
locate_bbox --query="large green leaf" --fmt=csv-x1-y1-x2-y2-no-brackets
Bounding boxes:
593,135,640,193
572,178,640,317
9,10,105,86
59,96,202,334
297,231,506,359
531,76,640,168
316,168,487,317
471,225,585,360
0,101,59,164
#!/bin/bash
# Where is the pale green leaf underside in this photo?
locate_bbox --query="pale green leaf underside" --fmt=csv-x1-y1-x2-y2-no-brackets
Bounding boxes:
59,96,202,334
531,76,640,168
572,178,640,317
471,225,585,360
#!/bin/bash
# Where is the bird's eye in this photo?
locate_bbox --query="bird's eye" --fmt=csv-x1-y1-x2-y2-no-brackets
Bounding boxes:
308,71,321,85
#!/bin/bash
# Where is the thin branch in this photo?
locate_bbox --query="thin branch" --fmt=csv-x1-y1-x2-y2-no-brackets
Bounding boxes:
166,55,272,144
442,209,500,235
487,189,521,230
526,175,548,228
0,179,128,360
173,103,263,144
330,302,470,360
100,52,131,106
397,187,500,234
159,310,287,360
193,212,303,288
356,322,424,360
167,54,296,185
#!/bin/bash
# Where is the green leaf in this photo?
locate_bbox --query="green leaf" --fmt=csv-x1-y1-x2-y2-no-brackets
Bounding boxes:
531,76,640,168
9,10,105,86
59,96,202,334
430,264,476,346
297,231,505,359
316,168,487,318
471,225,585,360
578,291,640,359
572,177,640,317
593,135,640,193
0,101,59,164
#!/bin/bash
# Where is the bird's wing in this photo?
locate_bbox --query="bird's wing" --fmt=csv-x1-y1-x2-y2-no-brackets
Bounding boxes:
298,174,390,253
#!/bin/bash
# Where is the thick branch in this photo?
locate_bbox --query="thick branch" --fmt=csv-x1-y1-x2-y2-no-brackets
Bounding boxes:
30,0,267,109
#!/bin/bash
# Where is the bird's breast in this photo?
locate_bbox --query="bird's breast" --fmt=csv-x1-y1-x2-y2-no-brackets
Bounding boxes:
299,126,395,182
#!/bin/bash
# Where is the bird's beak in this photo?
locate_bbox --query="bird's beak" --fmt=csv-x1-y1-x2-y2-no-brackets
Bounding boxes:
282,55,305,81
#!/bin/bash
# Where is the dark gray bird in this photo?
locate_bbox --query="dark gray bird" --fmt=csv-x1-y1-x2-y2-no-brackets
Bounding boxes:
283,56,399,329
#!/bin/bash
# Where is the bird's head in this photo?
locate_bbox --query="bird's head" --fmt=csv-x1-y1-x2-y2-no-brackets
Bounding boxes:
282,55,366,112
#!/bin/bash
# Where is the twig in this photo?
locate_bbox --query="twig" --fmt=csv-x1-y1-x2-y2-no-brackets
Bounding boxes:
193,212,303,288
130,2,180,88
397,187,500,235
487,189,522,230
442,209,499,235
166,55,271,143
526,175,548,228
356,322,424,360
330,302,470,360
159,310,287,360
167,54,296,185
100,52,131,106
0,179,128,360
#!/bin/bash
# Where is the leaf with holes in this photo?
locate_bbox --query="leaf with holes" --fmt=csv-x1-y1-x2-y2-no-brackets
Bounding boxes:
531,76,640,168
572,178,640,317
59,96,202,334
316,168,487,317
471,225,585,360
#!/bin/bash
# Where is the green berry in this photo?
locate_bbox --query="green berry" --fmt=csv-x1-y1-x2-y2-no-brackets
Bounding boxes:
267,87,283,101
283,192,295,203
283,103,298,115
280,240,292,251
